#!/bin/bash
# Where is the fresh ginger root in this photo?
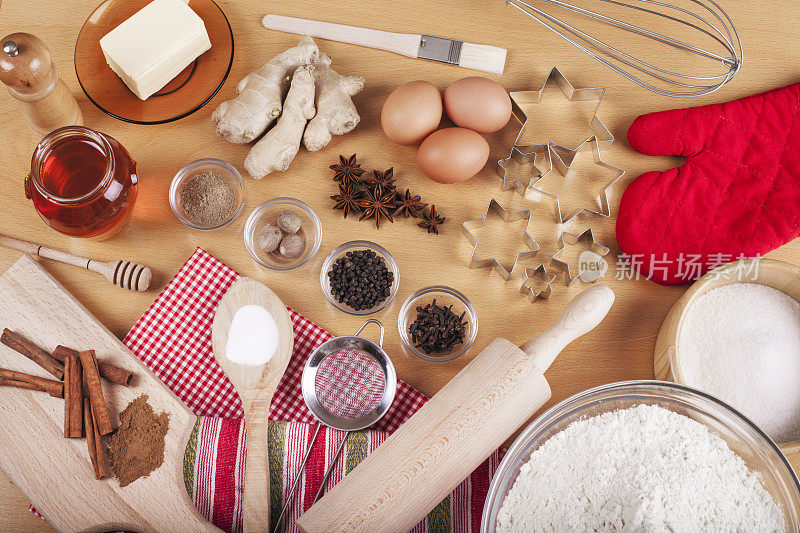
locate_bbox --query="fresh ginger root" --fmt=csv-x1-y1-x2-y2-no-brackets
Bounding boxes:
303,54,365,152
244,65,316,179
211,36,319,144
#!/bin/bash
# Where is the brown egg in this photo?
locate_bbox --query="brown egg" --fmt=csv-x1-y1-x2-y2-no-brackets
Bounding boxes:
381,81,442,145
417,127,490,184
443,77,512,134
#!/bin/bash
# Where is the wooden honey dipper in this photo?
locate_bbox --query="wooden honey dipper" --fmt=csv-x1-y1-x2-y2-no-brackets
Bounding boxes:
0,234,152,291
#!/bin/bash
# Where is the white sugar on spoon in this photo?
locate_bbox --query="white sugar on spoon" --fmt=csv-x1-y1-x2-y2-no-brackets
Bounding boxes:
225,305,280,366
211,277,294,532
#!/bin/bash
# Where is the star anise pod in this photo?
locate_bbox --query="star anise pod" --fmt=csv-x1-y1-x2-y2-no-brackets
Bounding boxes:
330,154,366,188
330,183,365,218
359,189,396,229
393,189,427,218
364,167,397,197
418,205,445,235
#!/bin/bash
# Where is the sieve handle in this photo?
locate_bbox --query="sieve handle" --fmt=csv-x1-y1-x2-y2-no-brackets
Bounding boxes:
313,433,349,503
354,319,384,347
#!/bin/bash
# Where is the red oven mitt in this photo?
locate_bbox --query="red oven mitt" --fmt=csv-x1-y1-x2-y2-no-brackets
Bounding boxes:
616,82,800,285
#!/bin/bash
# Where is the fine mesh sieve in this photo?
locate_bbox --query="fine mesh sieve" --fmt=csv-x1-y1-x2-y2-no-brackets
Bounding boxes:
273,319,396,532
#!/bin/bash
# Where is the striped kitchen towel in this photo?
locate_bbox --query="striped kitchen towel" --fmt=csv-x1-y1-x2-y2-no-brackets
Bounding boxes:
76,248,499,532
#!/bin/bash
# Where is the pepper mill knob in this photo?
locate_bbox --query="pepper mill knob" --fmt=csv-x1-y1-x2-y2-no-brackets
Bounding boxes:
0,32,83,135
3,40,20,57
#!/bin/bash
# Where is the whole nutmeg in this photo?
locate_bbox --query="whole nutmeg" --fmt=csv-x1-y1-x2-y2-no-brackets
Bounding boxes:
257,225,282,253
279,234,305,259
277,210,302,234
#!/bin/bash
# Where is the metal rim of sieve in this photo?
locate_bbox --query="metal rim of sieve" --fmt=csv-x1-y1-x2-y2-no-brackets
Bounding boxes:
301,319,397,432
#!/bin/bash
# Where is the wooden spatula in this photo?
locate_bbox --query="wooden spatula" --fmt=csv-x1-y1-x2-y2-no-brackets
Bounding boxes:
212,278,294,532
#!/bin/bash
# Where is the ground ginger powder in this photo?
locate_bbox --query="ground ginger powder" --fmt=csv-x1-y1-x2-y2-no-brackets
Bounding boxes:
107,394,170,487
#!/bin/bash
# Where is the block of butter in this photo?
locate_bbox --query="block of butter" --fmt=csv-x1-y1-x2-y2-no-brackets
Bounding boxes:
99,0,211,100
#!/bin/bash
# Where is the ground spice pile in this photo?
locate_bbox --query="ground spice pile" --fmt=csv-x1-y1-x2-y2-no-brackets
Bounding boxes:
107,394,170,487
179,171,236,227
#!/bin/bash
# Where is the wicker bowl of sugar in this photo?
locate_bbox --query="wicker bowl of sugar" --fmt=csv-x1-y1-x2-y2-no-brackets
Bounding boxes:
656,258,800,454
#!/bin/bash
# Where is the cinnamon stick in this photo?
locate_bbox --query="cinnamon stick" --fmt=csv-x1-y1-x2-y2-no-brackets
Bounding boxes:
0,378,49,393
90,402,109,479
77,350,113,436
52,345,133,387
83,397,108,479
63,355,83,438
1,329,63,380
64,357,73,437
0,368,63,398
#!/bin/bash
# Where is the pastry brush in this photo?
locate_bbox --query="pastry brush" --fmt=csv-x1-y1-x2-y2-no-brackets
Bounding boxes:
262,15,507,75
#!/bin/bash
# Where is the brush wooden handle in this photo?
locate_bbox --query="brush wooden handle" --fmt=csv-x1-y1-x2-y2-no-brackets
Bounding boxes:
296,285,615,533
0,235,151,291
262,15,421,58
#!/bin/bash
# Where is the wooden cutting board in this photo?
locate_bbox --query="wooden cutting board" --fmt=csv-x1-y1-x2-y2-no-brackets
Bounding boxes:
0,254,219,533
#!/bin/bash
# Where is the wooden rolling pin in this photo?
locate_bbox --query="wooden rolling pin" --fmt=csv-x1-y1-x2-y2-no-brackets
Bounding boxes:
0,32,83,135
296,284,615,533
0,235,152,291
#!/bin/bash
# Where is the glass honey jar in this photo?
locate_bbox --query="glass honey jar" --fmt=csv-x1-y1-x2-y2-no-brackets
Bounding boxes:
25,126,138,239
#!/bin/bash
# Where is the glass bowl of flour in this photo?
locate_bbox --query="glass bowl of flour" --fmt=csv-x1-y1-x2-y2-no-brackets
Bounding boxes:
482,381,800,532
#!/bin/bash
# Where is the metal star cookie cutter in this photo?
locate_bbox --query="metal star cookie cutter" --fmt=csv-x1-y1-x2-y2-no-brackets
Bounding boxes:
509,66,613,151
531,137,625,223
520,264,556,302
551,228,610,286
497,145,550,195
462,199,540,280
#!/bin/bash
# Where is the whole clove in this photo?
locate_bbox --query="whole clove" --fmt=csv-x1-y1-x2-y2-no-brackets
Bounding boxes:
409,299,468,354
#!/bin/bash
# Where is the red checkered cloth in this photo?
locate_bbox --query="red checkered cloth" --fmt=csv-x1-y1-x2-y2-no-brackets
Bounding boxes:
33,249,502,532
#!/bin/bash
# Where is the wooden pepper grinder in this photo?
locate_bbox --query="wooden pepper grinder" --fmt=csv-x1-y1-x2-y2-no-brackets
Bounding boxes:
0,32,83,136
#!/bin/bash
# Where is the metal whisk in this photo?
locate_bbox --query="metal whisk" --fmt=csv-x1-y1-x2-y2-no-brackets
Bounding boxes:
505,0,742,97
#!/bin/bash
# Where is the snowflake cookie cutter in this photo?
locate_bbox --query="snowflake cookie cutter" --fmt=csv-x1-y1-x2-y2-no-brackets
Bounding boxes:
462,199,540,280
509,66,614,151
497,145,549,195
551,228,610,286
531,137,625,224
520,264,556,302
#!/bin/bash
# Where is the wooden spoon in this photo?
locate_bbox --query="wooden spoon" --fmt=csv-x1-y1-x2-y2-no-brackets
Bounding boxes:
212,278,294,532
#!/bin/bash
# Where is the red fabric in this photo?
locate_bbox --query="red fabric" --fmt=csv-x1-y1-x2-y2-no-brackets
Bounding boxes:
212,418,240,533
616,82,800,285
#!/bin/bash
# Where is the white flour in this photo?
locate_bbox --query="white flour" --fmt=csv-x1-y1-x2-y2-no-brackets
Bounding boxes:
679,283,800,443
496,404,784,532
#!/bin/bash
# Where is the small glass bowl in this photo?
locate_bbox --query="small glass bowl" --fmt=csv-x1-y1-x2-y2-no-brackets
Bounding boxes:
398,286,478,362
169,158,244,231
320,241,399,315
244,198,322,271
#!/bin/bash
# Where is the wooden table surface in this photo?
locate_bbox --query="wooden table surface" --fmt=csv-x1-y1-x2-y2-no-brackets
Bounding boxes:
2,0,800,530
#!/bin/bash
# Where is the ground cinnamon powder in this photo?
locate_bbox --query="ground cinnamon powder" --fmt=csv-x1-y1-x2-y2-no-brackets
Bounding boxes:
107,394,170,487
179,171,236,227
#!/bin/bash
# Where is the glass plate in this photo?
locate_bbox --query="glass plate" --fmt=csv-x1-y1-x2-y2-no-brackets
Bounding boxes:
75,0,233,124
